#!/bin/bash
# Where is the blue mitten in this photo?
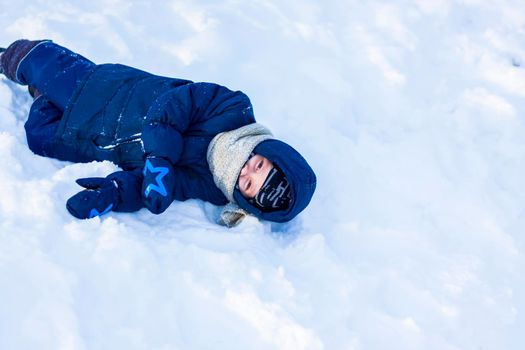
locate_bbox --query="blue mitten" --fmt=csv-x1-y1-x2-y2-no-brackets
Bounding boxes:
66,177,118,219
142,157,175,214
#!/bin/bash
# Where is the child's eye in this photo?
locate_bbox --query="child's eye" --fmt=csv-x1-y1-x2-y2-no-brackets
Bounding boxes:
246,180,252,191
256,161,263,170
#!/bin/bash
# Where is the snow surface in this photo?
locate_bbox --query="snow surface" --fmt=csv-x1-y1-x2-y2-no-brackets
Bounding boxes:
1,0,525,349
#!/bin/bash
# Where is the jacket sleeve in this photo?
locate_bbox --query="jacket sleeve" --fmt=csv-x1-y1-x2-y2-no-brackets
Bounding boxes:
170,166,228,206
142,82,255,165
103,164,228,215
106,166,227,214
107,168,144,212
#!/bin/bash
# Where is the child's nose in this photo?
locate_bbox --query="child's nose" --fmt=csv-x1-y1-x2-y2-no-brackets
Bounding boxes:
240,163,248,176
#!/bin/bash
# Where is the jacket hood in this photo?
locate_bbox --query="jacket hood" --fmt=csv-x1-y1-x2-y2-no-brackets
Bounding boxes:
233,139,317,223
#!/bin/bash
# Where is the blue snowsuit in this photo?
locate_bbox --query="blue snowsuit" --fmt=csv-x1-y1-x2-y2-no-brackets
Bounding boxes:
22,41,257,211
18,41,316,223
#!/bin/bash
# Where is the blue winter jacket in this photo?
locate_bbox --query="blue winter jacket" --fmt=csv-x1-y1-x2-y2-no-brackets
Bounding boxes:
54,64,256,209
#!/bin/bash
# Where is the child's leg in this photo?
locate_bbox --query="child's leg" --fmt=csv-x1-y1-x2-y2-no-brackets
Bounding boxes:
24,96,67,158
1,39,95,111
24,97,98,162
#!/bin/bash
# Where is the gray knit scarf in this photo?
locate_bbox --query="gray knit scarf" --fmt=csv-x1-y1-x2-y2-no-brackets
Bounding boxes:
207,123,273,227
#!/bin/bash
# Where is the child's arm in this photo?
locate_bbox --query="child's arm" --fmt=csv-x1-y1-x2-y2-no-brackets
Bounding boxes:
140,83,254,214
142,82,254,163
66,164,228,219
140,157,228,214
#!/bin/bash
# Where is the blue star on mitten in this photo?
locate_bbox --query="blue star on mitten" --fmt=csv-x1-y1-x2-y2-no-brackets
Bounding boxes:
142,157,175,214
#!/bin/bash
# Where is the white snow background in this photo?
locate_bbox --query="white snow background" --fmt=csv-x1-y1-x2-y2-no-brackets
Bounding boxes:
1,0,525,349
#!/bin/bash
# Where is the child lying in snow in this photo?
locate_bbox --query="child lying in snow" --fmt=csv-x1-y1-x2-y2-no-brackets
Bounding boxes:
0,40,316,227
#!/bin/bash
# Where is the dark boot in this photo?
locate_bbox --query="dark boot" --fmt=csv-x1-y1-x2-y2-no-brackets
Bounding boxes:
0,39,47,83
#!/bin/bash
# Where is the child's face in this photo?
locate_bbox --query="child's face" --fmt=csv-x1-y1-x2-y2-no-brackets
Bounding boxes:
237,154,273,199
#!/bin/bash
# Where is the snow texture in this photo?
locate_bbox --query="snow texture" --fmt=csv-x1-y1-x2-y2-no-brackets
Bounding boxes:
1,1,525,349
